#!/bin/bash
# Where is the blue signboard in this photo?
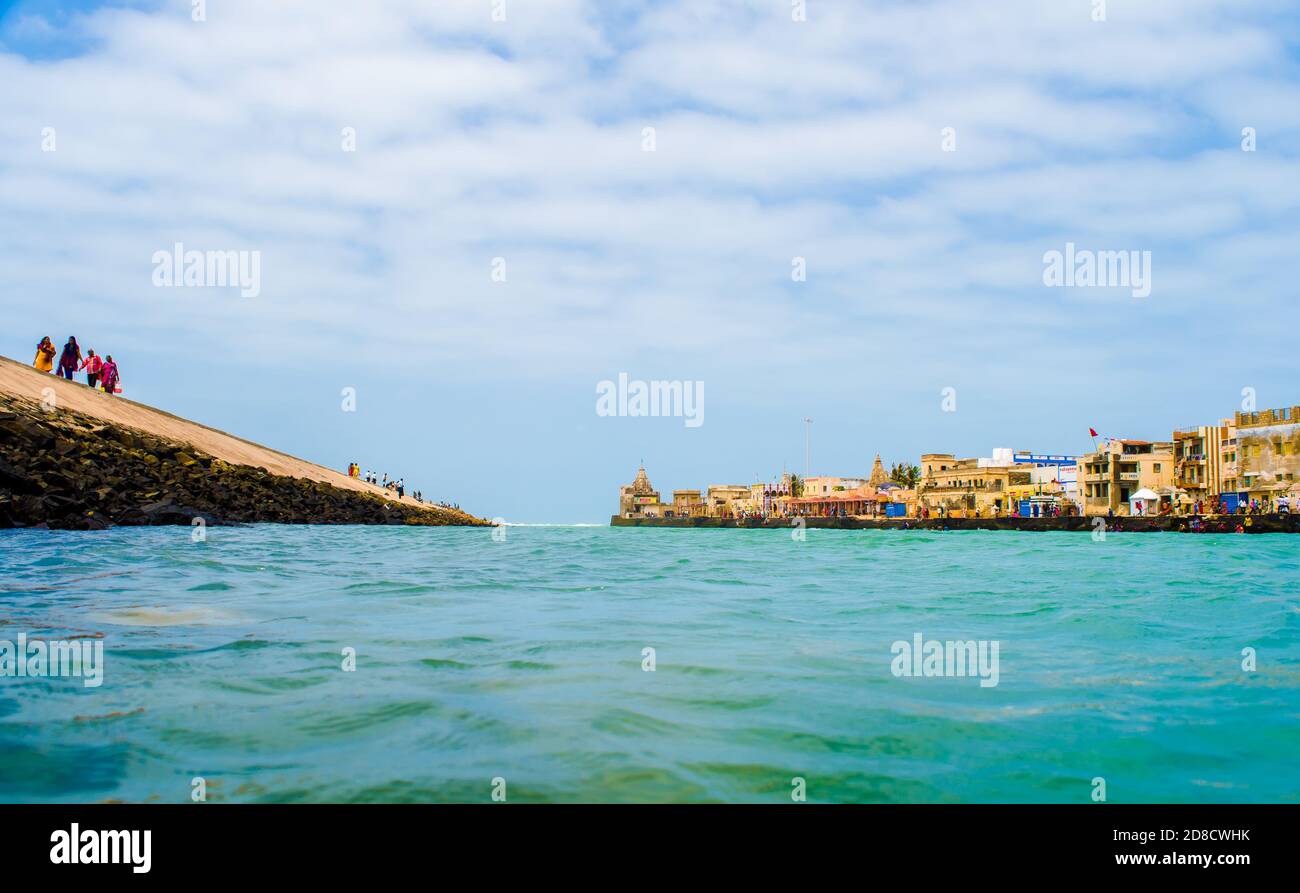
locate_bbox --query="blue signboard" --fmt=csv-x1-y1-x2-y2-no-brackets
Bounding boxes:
1014,453,1078,466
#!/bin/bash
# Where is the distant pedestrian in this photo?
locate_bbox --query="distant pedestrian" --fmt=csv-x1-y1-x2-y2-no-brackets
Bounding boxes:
100,355,120,396
33,336,56,372
81,349,103,389
57,337,82,380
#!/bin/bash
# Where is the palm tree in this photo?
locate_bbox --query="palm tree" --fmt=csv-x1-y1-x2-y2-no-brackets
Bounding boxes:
890,462,921,489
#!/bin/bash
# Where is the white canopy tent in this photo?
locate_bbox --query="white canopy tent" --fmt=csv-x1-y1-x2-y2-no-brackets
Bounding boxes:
1128,488,1160,516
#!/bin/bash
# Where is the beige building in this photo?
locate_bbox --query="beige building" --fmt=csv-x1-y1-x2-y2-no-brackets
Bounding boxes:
705,484,752,517
1235,406,1300,501
918,452,1031,517
1221,427,1241,496
671,489,703,517
800,476,867,497
1078,440,1174,515
1172,420,1233,506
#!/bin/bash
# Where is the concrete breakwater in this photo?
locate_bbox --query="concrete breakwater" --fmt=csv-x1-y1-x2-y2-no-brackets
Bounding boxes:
610,514,1300,533
0,393,487,530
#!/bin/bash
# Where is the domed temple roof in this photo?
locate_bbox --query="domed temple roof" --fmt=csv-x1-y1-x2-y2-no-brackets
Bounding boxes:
629,465,656,495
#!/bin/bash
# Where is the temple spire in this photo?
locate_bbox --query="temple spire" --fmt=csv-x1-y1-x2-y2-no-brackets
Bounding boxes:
868,454,888,488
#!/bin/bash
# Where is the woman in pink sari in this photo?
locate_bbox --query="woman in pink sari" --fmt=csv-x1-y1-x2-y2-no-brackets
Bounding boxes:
100,355,120,396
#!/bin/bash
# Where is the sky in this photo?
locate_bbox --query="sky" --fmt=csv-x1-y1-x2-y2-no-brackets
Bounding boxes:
2,0,1299,522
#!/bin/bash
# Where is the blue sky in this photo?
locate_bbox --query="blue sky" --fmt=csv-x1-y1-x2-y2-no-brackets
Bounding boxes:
3,0,1299,521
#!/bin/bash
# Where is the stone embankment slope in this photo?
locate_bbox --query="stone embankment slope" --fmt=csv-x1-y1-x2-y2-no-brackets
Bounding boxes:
0,355,485,530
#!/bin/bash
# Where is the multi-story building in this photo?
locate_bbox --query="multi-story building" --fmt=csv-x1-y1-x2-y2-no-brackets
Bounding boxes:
1014,453,1080,509
671,489,703,516
705,484,752,517
800,476,867,497
917,451,1031,517
1235,406,1300,503
750,479,792,516
1078,440,1174,515
1220,427,1241,496
1172,420,1233,506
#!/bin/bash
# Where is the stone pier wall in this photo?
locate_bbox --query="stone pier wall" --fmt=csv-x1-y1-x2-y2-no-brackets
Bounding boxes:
610,514,1300,534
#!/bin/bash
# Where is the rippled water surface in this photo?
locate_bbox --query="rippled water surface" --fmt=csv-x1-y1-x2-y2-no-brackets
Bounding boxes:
1,525,1298,803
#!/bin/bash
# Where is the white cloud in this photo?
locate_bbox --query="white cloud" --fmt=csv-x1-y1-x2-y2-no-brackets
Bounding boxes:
2,0,1298,410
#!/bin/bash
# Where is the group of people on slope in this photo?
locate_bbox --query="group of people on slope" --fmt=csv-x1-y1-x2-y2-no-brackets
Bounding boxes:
346,463,425,503
33,336,121,395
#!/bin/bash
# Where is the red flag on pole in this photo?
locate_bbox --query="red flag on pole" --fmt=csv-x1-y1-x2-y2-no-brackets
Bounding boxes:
1089,428,1098,437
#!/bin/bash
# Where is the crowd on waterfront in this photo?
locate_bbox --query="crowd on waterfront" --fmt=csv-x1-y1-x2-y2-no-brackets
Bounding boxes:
33,335,122,395
760,496,1286,522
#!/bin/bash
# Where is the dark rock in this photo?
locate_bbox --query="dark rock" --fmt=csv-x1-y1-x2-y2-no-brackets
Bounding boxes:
0,456,39,494
0,392,486,530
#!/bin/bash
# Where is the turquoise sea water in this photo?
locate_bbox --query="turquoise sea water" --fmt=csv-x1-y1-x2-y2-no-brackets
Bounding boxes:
1,525,1298,804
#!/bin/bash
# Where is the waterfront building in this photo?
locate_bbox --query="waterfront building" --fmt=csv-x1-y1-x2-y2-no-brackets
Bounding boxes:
890,486,918,518
705,484,752,517
918,451,1031,517
1235,406,1300,505
1172,420,1233,507
800,476,865,496
789,483,882,518
618,465,663,517
1078,440,1174,515
751,479,792,516
1220,426,1241,497
672,489,703,517
1013,452,1081,513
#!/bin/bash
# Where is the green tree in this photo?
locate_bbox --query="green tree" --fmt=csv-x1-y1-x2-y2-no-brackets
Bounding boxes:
789,475,803,497
889,462,920,489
